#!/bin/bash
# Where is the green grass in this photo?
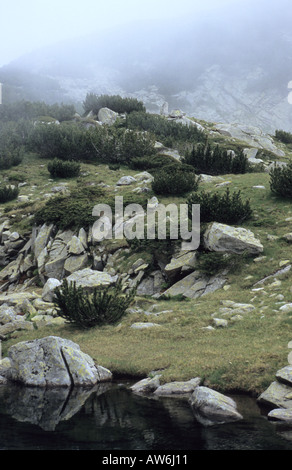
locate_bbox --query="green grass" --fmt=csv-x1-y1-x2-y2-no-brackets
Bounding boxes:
1,151,292,395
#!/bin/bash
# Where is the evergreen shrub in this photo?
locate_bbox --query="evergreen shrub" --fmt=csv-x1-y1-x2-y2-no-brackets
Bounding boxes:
54,279,136,329
270,161,292,198
187,187,252,224
152,164,200,195
0,185,19,203
47,158,81,178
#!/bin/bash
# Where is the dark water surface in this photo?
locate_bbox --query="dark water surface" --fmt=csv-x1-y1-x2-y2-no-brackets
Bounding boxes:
0,380,291,451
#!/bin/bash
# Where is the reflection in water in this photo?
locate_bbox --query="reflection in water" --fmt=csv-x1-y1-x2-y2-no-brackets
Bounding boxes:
0,382,292,450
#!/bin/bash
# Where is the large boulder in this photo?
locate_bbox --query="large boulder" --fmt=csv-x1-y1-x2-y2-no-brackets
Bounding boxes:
98,107,118,125
204,222,263,255
189,386,243,426
3,336,112,387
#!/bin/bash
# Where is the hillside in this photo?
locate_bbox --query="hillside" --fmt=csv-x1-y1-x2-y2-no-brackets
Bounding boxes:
0,99,291,397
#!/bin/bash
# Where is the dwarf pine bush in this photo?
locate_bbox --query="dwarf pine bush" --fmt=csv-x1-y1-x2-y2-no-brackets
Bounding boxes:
54,279,136,329
270,161,292,198
0,185,19,203
47,158,81,178
152,164,200,195
187,187,252,224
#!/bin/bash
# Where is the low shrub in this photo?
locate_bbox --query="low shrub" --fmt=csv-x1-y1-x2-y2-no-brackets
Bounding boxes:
54,279,136,329
187,187,253,224
184,143,250,175
0,185,19,203
129,154,179,171
47,158,81,178
152,164,200,195
34,186,149,230
275,130,292,145
270,161,292,198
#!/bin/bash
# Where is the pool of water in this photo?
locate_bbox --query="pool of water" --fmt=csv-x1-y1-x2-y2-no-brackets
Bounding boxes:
0,380,291,451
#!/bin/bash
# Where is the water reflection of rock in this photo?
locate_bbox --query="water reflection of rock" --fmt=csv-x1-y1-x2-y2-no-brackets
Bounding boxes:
0,382,111,431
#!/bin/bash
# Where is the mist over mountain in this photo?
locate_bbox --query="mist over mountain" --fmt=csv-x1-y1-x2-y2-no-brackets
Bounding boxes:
1,0,292,132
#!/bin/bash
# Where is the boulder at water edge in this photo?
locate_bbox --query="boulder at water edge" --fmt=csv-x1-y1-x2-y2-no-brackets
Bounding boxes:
3,336,112,387
189,386,243,426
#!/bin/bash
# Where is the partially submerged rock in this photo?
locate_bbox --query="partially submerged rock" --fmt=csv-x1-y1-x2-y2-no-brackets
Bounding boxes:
189,386,243,426
3,336,112,388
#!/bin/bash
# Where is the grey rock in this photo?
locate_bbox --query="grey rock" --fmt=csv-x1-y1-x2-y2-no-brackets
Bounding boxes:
154,378,201,396
33,224,54,260
64,253,89,274
67,235,85,255
42,278,62,302
66,268,117,292
189,386,243,426
130,322,161,329
4,336,112,387
257,381,292,409
204,222,263,255
275,366,292,387
0,320,34,337
159,270,226,299
268,408,292,424
116,175,137,186
98,107,118,125
131,375,161,394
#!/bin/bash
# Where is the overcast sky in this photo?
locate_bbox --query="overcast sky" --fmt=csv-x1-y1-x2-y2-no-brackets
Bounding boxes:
0,0,244,67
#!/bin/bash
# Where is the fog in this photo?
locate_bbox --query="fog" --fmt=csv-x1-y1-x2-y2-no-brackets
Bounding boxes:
1,0,292,131
0,0,236,67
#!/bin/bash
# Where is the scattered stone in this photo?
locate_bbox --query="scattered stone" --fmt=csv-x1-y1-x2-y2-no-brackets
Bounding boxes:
130,322,161,329
116,176,137,186
212,318,228,328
